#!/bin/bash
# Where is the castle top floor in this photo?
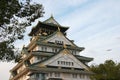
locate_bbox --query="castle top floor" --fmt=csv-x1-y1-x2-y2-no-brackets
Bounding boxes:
29,15,69,36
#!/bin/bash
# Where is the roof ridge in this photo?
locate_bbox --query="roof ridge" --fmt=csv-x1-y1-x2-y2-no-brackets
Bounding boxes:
43,15,61,26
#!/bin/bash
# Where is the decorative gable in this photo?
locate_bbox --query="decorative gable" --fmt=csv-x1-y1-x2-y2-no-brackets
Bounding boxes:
44,31,75,46
38,49,89,71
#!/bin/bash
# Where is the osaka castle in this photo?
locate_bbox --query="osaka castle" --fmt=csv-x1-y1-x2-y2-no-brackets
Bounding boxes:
10,16,93,80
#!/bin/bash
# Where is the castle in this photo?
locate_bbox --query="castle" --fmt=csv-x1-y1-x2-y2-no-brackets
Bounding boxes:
10,16,93,80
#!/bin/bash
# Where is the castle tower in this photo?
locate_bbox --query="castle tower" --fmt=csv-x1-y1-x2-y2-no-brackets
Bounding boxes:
10,16,93,80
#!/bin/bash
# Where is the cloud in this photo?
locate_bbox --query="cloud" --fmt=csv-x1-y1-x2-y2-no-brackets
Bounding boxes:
52,0,120,64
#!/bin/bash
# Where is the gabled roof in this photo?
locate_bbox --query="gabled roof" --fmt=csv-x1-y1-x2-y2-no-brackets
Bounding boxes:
32,48,90,71
34,30,84,51
40,30,77,47
43,15,61,26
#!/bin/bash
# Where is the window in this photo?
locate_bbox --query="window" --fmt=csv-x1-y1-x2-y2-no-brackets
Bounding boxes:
36,56,46,62
55,73,60,77
82,75,85,79
86,75,89,79
58,61,60,64
50,73,52,77
79,74,82,78
72,74,77,78
36,74,39,78
79,74,85,79
52,48,58,52
37,56,40,60
55,40,63,44
41,46,47,51
72,50,77,55
57,61,74,66
68,62,71,66
46,73,48,77
55,48,57,52
61,61,64,65
66,62,69,65
63,61,65,65
72,62,74,66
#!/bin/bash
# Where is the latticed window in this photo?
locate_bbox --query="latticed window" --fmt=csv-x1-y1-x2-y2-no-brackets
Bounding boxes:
55,40,63,44
57,61,74,66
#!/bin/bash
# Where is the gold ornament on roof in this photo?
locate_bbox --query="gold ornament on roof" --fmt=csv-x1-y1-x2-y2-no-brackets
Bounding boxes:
63,43,67,49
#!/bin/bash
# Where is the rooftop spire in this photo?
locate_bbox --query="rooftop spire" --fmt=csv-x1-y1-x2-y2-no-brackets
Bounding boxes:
43,15,60,26
51,14,53,18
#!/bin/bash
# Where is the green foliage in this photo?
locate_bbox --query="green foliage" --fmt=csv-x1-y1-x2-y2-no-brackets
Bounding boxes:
0,0,20,26
90,60,120,80
0,0,44,61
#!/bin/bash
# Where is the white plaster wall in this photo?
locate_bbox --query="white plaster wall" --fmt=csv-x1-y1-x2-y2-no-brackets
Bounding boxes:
37,46,60,53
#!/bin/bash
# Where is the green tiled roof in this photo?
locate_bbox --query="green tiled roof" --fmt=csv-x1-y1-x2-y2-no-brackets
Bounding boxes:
75,55,93,62
32,51,54,56
28,66,93,74
29,16,69,36
43,15,69,29
43,15,61,26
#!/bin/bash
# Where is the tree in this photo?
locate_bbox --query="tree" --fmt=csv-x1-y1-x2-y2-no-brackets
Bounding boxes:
90,60,120,80
0,0,44,62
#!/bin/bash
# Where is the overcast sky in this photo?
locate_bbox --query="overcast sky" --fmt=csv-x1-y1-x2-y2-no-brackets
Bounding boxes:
1,0,120,80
